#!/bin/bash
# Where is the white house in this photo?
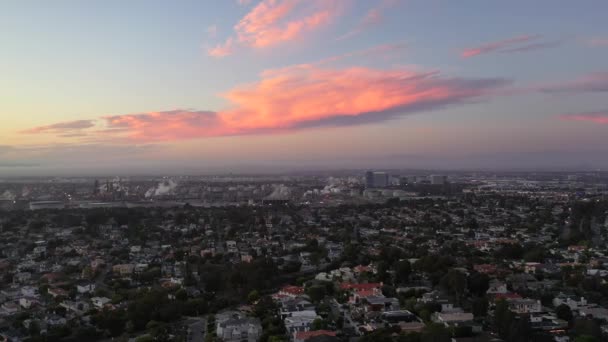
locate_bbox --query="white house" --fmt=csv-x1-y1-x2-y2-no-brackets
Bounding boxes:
216,316,262,342
76,283,96,294
91,296,111,309
486,280,508,295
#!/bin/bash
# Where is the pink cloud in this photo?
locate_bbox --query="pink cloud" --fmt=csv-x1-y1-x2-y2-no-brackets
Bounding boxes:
540,72,608,93
209,0,342,57
208,37,235,57
23,65,508,143
560,111,608,124
587,38,608,47
461,35,558,58
102,110,227,141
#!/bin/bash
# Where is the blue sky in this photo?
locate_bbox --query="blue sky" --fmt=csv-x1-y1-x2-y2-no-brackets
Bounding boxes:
1,0,608,175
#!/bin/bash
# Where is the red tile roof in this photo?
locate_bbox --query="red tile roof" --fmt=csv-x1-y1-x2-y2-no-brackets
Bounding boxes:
295,330,337,340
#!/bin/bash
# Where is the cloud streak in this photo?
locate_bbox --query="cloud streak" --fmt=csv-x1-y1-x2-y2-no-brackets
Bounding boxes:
23,65,509,143
337,0,400,41
21,120,95,134
585,37,608,47
209,0,342,57
540,72,608,93
461,35,559,58
560,111,608,124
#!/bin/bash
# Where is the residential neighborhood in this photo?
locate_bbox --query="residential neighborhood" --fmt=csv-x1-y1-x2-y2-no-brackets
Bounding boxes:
0,172,607,341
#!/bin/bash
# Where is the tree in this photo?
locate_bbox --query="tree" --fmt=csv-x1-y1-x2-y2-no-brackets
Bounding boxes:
421,323,451,342
175,288,188,301
359,328,394,342
575,336,599,342
306,285,327,303
439,270,467,301
28,321,41,336
574,318,602,340
471,297,488,317
555,304,573,322
394,260,412,285
506,317,531,342
493,299,515,338
94,308,126,337
467,272,489,297
311,318,328,330
523,246,546,262
248,290,260,304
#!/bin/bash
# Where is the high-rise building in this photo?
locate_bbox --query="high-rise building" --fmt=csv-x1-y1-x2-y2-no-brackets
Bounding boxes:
366,171,389,188
365,171,374,188
373,172,389,188
430,175,447,185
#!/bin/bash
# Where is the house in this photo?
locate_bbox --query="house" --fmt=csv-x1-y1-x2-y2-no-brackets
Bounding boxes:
486,280,508,295
578,306,608,321
340,283,383,304
553,293,588,310
45,315,67,327
112,264,135,276
216,316,262,342
418,290,450,305
21,286,40,298
19,297,39,309
76,282,96,294
284,315,319,335
91,297,111,309
529,314,568,331
432,312,476,330
524,262,542,274
474,264,497,275
0,302,20,317
279,298,316,319
381,310,426,332
60,300,90,315
507,298,542,314
300,252,312,267
361,296,400,313
276,285,305,299
13,272,32,283
48,287,69,298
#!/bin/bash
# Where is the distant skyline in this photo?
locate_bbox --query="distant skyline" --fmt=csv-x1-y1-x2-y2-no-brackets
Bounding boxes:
2,0,608,175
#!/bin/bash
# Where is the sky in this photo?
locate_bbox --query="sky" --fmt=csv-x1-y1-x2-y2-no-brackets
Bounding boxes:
1,0,608,175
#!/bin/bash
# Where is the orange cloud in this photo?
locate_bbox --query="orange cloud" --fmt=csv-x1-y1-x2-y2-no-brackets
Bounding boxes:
27,65,507,143
560,111,608,124
221,66,501,130
461,35,559,58
102,110,227,141
208,37,235,57
209,0,341,57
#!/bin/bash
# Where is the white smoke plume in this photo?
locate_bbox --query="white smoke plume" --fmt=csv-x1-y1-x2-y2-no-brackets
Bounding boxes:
145,179,178,198
0,190,16,201
266,184,291,199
